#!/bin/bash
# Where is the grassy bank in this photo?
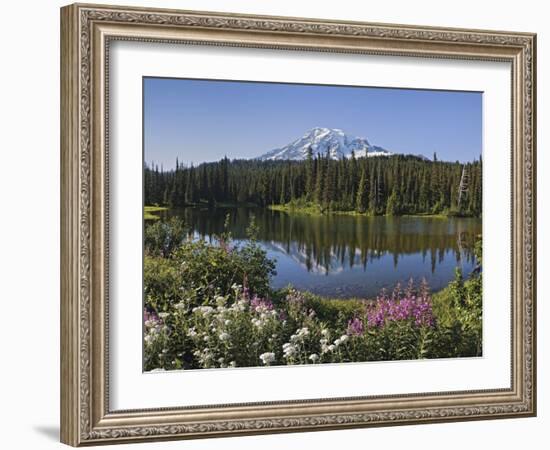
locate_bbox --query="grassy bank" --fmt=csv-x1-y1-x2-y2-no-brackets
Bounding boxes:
144,205,168,220
269,201,465,219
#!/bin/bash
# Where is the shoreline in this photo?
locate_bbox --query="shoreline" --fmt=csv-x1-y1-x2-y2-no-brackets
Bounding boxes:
145,203,479,219
268,204,478,219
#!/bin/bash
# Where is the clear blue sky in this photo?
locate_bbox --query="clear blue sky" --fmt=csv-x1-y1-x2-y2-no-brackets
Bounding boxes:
144,77,482,169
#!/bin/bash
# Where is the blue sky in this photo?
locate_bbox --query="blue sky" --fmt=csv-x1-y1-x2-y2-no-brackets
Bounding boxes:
144,77,482,169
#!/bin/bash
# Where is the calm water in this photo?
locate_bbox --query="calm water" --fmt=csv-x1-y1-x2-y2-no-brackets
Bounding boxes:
165,207,481,298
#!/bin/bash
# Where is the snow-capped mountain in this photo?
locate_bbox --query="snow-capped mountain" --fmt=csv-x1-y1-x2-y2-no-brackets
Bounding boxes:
257,127,393,161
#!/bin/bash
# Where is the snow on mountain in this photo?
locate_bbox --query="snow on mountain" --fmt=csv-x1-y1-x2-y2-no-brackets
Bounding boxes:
257,127,393,161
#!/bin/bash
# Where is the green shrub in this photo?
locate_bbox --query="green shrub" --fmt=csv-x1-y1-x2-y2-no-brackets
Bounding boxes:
144,217,187,257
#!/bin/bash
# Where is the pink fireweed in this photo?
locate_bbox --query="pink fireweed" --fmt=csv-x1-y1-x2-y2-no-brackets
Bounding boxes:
366,289,434,328
347,317,365,336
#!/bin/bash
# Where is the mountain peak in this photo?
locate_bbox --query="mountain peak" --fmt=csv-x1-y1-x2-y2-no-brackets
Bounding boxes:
257,127,390,161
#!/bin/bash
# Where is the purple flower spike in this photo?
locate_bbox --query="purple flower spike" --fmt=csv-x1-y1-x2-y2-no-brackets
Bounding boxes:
347,317,365,336
366,282,434,329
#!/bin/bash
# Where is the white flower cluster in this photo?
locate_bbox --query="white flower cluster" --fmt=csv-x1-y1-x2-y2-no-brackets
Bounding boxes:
282,342,297,358
321,333,349,354
259,352,276,365
193,347,214,366
144,317,167,348
219,332,230,341
283,327,310,360
192,305,214,315
174,301,187,311
251,308,277,330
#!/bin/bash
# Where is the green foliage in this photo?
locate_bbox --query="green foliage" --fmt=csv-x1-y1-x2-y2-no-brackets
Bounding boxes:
145,154,482,217
144,205,168,220
355,170,368,213
385,189,400,216
145,216,276,304
143,218,483,371
432,236,483,355
144,217,186,257
144,281,483,371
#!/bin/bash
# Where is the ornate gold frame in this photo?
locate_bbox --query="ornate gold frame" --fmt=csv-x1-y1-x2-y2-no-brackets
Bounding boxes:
60,3,536,446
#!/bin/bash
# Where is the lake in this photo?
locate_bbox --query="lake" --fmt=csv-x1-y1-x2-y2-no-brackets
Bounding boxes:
165,207,481,299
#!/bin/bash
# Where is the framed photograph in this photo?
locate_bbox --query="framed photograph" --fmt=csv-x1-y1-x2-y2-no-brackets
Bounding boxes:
60,3,536,446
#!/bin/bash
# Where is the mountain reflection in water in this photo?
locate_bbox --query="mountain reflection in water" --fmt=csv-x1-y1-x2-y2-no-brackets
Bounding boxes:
165,207,481,298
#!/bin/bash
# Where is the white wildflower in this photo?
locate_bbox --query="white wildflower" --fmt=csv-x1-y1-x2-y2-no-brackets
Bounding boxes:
219,332,230,341
309,353,319,362
259,352,276,365
175,302,186,311
283,343,297,358
158,312,169,319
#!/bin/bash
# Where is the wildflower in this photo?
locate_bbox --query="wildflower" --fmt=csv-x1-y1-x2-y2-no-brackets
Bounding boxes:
283,343,297,358
309,353,319,363
347,317,364,336
259,352,276,365
251,296,274,312
366,284,434,329
219,332,230,341
158,312,170,319
175,302,186,311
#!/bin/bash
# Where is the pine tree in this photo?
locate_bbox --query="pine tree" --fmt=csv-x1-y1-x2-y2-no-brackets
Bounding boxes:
305,146,314,200
356,170,368,213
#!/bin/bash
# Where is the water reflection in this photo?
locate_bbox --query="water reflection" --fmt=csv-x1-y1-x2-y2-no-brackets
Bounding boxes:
165,207,481,298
